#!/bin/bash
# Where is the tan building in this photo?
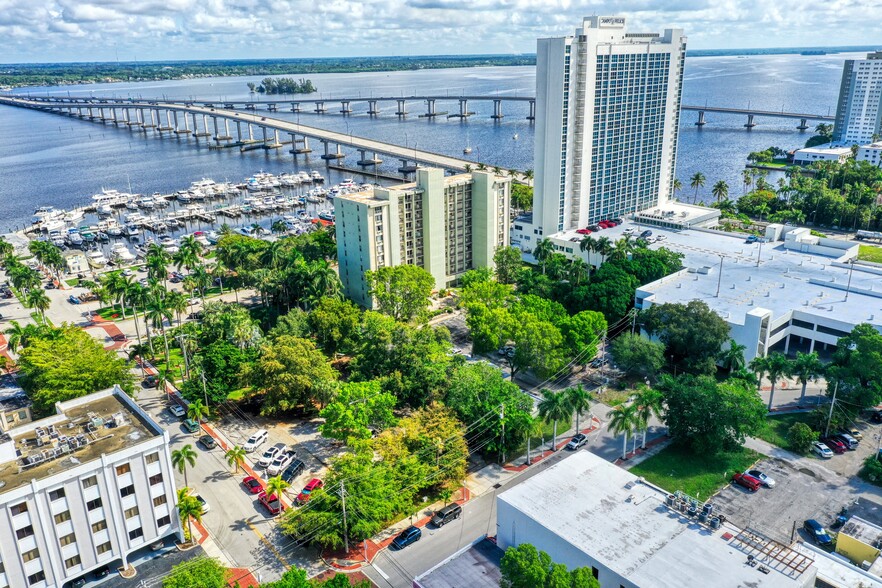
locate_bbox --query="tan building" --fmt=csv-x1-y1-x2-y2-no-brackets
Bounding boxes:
336,168,510,308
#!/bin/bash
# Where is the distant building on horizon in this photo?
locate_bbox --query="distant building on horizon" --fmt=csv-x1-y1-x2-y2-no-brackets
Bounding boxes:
833,51,882,145
530,16,687,238
335,168,510,308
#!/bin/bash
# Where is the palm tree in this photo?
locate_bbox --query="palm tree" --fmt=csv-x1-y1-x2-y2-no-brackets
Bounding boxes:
579,236,594,254
271,219,288,235
632,387,663,449
124,282,147,353
4,320,43,353
718,339,747,374
756,202,771,223
171,445,198,489
145,296,173,365
187,399,209,423
568,258,590,286
537,389,573,452
524,416,543,466
26,289,50,320
177,235,204,271
307,262,342,306
224,445,247,474
265,475,290,501
792,351,824,406
689,172,706,203
593,236,614,258
742,169,753,194
565,385,592,433
711,180,729,203
464,164,473,173
672,178,683,200
167,290,188,325
750,352,791,410
191,265,212,303
176,488,203,545
532,239,555,274
607,403,638,460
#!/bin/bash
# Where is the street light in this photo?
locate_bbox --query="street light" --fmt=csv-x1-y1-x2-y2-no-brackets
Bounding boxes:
715,254,725,297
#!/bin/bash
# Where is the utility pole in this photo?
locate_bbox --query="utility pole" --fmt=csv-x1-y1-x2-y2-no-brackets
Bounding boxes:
201,370,208,407
715,255,724,297
500,404,505,464
824,381,839,438
340,482,349,554
177,333,190,379
630,309,637,335
844,259,856,302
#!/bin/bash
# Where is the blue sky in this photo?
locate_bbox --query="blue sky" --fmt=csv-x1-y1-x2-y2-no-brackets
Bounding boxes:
1,0,880,63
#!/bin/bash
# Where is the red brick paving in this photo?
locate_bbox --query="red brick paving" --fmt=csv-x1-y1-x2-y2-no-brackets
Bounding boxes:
227,567,260,588
613,434,671,466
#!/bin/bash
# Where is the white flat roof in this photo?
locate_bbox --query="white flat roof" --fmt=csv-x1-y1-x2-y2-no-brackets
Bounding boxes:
795,145,853,155
498,451,812,588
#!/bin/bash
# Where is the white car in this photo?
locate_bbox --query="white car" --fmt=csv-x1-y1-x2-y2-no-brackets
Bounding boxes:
745,469,775,488
812,442,833,459
267,451,294,476
243,429,268,453
168,405,186,418
187,297,201,306
258,443,288,468
194,493,210,513
623,227,637,235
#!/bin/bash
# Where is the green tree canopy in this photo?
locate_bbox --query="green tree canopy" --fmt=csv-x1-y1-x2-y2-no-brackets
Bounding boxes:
561,310,607,362
162,557,229,588
828,323,882,410
366,264,435,322
494,246,524,285
320,380,397,443
501,544,599,588
641,300,730,375
610,332,666,380
308,297,361,354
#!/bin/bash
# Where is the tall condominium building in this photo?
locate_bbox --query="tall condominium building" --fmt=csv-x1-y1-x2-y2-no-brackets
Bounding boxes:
336,168,511,307
833,51,882,145
0,386,180,588
532,16,686,237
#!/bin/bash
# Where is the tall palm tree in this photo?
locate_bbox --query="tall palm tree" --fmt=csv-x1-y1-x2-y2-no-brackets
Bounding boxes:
632,387,663,449
176,488,203,545
191,264,212,304
750,352,791,410
742,169,753,194
718,339,747,374
171,445,198,489
568,258,590,286
224,445,247,474
271,219,288,235
210,260,228,294
711,180,729,203
187,399,209,422
792,351,824,406
579,236,595,254
672,178,683,200
533,239,555,275
565,385,592,433
593,236,614,258
26,289,50,320
689,172,706,204
167,290,188,325
145,296,173,365
607,403,638,460
4,320,42,353
307,262,342,306
124,282,147,353
537,389,573,451
145,244,171,286
265,475,290,502
177,235,204,271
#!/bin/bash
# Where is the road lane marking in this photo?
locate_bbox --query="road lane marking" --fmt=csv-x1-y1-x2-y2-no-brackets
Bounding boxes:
245,518,291,570
373,564,390,580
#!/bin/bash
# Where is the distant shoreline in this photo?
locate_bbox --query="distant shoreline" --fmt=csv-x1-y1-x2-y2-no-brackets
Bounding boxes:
2,46,878,90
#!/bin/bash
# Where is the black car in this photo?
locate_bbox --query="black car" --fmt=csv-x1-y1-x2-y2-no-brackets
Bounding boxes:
198,434,216,450
44,281,57,289
391,525,422,549
871,411,882,424
94,565,110,579
281,459,306,483
142,375,159,388
431,503,463,528
640,230,653,238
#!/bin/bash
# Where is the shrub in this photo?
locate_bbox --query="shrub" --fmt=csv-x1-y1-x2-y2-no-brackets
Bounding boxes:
787,422,818,454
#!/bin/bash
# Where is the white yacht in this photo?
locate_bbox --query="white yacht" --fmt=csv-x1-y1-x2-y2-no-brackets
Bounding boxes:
63,209,85,223
125,224,141,238
125,200,139,210
92,189,130,208
41,218,66,233
124,212,144,224
48,230,65,247
310,171,324,183
111,243,135,263
32,206,63,224
137,195,156,209
87,250,108,269
297,171,311,183
96,204,113,216
66,228,83,246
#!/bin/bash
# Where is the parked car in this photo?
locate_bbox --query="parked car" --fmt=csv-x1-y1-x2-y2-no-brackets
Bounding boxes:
623,227,637,235
267,452,294,477
833,433,858,450
168,404,186,419
296,478,324,505
745,469,775,488
44,281,56,289
746,235,758,243
431,504,462,528
821,437,847,454
259,443,288,468
187,296,201,306
68,294,81,304
182,419,200,434
142,375,158,388
243,429,269,452
639,230,652,238
803,519,833,546
258,491,285,515
198,434,216,450
194,492,210,513
281,459,306,484
846,428,863,441
732,472,761,492
812,441,834,458
242,476,263,494
93,566,110,579
871,411,882,424
566,433,588,451
576,228,592,235
391,525,422,549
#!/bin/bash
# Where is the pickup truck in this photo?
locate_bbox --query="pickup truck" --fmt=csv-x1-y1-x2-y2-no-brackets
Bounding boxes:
258,491,285,515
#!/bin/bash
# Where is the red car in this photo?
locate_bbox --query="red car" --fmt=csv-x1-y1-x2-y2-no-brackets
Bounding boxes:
822,437,847,454
576,228,592,235
242,476,263,494
257,491,285,515
732,472,761,492
296,478,323,505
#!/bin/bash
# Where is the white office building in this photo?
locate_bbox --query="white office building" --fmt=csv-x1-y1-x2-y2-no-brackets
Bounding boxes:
833,51,882,145
857,141,882,167
792,144,854,165
530,16,686,239
0,386,180,588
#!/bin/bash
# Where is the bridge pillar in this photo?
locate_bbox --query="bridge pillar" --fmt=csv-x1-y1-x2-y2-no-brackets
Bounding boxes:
491,99,504,119
398,159,418,174
367,100,379,115
527,99,536,121
236,121,242,142
98,107,105,121
459,99,472,118
263,129,282,150
87,107,94,120
426,99,436,117
396,99,407,116
248,123,254,141
261,126,268,144
212,117,221,141
744,114,757,129
357,149,383,166
314,101,326,114
267,103,277,112
223,119,231,140
320,140,345,162
291,103,301,113
797,118,809,131
290,134,312,154
340,101,352,114
695,110,706,126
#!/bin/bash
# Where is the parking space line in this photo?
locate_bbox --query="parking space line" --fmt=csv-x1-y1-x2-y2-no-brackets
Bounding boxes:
373,564,390,580
245,518,291,570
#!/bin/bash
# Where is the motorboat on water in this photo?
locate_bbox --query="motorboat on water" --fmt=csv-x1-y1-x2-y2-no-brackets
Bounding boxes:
41,218,66,233
111,243,136,263
318,210,335,222
176,191,192,203
125,224,141,238
296,210,311,221
64,209,85,223
92,189,130,208
138,195,156,209
311,171,324,183
49,230,65,247
96,204,113,216
97,232,109,242
87,250,108,269
66,228,83,247
125,200,140,210
205,231,219,245
33,206,63,225
79,227,96,243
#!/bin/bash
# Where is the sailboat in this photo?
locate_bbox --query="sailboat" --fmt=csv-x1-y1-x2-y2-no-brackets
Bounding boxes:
463,130,472,155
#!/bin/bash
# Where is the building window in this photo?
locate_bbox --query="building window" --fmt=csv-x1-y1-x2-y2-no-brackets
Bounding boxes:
97,542,112,554
91,520,107,533
157,515,171,528
149,474,163,486
145,452,160,464
120,485,136,498
22,548,39,562
153,495,168,508
116,463,131,476
59,533,76,546
128,527,144,541
81,476,98,489
54,510,71,524
592,567,599,579
27,571,46,586
65,555,81,569
5,414,13,424
86,498,102,511
48,488,65,501
16,525,35,540
124,506,139,519
17,410,27,420
10,502,27,516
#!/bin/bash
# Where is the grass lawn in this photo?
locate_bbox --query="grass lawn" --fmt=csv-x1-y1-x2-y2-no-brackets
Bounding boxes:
859,245,882,264
65,278,80,287
149,347,187,386
629,445,761,500
755,413,811,451
226,388,247,401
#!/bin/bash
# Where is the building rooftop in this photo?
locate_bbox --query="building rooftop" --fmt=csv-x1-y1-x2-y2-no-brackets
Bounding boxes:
0,386,159,493
498,451,814,588
794,144,854,155
841,517,882,550
0,376,30,412
414,539,503,588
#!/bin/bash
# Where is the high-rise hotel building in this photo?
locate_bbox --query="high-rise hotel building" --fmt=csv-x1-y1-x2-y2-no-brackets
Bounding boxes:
336,168,511,307
833,51,882,146
530,16,686,238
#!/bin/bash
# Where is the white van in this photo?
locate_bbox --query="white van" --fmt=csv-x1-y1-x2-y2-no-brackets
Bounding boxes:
243,429,269,452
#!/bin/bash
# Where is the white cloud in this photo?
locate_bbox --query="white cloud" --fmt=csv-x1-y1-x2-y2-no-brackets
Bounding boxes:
0,0,880,62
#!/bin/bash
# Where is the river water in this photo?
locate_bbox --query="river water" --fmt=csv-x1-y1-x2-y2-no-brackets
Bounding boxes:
0,51,861,232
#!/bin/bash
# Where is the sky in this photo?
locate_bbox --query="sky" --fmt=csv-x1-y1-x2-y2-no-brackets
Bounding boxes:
1,0,881,63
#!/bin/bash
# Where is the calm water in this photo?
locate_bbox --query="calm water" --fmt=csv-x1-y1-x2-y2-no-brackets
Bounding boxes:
0,51,859,232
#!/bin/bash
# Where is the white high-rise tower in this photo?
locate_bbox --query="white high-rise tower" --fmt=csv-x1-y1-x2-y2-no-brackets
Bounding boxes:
532,16,686,237
833,51,882,146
